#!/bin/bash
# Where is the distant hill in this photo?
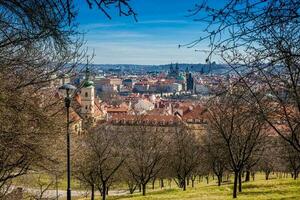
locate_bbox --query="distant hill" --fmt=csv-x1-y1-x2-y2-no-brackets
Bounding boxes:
86,63,230,75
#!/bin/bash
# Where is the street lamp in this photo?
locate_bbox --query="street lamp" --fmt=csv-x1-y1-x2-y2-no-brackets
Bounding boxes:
59,83,77,200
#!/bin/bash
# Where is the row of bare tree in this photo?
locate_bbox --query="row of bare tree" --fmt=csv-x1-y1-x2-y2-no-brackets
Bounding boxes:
73,124,203,200
205,82,300,198
187,0,300,198
74,84,300,199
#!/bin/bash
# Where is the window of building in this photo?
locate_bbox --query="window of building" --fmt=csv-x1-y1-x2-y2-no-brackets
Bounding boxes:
85,92,88,97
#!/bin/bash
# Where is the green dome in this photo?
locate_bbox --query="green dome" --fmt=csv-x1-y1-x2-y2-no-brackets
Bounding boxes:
176,74,185,81
82,80,94,87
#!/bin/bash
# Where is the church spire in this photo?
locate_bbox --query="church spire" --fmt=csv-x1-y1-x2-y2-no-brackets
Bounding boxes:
185,66,189,73
85,66,90,81
82,66,94,88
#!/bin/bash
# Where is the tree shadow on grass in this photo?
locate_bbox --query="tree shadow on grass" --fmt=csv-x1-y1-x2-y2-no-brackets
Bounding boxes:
243,179,300,190
108,188,179,200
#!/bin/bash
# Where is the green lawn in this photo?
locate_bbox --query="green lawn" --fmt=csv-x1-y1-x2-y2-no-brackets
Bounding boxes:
80,176,300,200
13,172,83,190
14,173,300,200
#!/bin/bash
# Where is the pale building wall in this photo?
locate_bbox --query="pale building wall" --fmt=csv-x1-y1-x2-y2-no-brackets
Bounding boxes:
80,86,95,115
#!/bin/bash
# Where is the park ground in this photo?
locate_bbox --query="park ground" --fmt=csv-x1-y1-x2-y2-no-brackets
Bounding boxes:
14,173,300,200
79,176,300,200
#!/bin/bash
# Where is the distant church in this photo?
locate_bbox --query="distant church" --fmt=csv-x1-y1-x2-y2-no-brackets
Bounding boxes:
68,67,104,134
168,63,180,78
186,67,194,92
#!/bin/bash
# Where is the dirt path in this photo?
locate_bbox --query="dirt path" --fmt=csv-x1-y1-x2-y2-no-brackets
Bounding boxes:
10,185,129,199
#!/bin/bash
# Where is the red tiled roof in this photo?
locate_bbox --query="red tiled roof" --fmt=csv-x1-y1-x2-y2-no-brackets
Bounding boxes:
107,107,128,113
70,108,82,122
94,98,103,117
182,105,205,121
108,114,180,125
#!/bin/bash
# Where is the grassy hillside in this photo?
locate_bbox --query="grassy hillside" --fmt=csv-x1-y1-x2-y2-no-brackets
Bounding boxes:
14,173,300,199
80,176,300,200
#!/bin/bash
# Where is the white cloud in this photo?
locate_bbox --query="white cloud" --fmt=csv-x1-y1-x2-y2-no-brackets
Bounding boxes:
80,23,126,30
86,41,206,65
80,19,191,30
86,30,152,41
80,20,208,64
138,19,191,24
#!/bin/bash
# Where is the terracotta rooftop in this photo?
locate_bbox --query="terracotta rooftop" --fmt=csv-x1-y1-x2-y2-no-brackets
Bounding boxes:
106,107,128,113
69,108,82,122
108,114,181,125
182,105,206,121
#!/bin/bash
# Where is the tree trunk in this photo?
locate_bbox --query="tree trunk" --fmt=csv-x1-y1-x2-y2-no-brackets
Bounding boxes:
128,183,136,194
142,183,146,196
238,171,242,192
206,175,209,184
233,172,238,198
152,178,156,190
102,182,107,200
265,171,270,180
187,177,190,186
251,172,255,181
168,179,172,188
217,175,222,186
91,184,95,200
294,170,298,180
191,178,195,188
245,171,250,182
138,184,141,192
182,178,186,191
160,178,164,188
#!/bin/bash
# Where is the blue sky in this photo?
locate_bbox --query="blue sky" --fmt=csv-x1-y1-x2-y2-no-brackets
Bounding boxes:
76,0,218,65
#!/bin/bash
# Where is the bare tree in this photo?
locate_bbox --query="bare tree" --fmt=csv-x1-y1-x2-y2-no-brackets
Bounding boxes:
84,0,137,20
203,130,228,186
280,140,300,180
75,125,125,200
167,125,203,191
0,87,67,191
119,167,138,194
24,174,57,200
74,155,97,200
188,0,300,157
0,1,80,191
256,136,282,180
207,85,265,198
123,125,168,196
0,0,136,191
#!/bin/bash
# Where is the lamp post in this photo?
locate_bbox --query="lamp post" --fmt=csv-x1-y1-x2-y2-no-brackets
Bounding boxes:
59,83,77,200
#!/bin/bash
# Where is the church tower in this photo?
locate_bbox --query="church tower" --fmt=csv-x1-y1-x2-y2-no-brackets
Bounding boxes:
175,63,179,76
80,67,95,117
186,66,194,92
170,63,174,74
